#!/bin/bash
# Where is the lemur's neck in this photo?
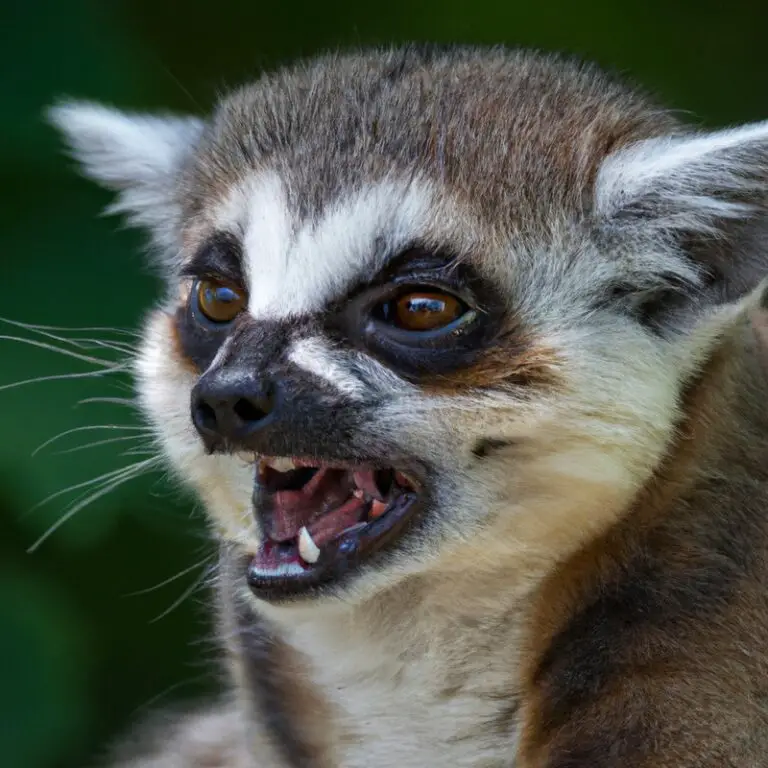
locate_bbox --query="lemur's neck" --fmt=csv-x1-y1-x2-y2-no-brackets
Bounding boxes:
514,312,768,762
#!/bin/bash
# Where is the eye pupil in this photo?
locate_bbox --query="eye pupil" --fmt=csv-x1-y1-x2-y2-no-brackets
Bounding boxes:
196,279,246,323
214,286,236,303
391,291,464,331
406,297,446,314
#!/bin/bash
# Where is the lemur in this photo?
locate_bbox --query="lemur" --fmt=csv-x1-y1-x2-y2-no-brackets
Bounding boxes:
51,45,768,767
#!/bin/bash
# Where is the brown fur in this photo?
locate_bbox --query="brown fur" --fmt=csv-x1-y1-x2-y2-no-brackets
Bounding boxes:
517,310,768,767
421,332,563,392
168,308,202,375
228,597,337,767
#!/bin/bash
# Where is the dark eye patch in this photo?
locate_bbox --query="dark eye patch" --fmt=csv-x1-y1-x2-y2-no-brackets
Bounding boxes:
326,247,507,381
173,233,249,369
174,298,232,372
172,241,549,394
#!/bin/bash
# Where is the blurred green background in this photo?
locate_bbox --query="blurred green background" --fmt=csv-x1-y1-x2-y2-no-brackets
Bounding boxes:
1,1,767,766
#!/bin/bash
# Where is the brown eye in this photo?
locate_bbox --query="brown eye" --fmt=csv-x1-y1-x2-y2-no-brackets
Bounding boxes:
195,278,246,323
391,291,465,331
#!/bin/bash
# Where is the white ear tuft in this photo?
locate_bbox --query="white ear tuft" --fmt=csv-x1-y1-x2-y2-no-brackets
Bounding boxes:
596,121,768,232
48,101,204,188
48,101,204,252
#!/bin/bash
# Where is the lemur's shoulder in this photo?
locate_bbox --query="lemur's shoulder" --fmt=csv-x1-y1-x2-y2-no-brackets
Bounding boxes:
518,310,768,766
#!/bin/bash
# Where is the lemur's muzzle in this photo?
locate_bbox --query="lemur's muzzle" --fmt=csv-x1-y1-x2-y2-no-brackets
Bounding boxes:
188,354,426,601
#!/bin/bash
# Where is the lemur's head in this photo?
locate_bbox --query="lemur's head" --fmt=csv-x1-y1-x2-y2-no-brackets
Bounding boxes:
52,47,768,608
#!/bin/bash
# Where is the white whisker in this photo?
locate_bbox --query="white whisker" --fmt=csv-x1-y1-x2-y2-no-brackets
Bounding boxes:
57,433,149,455
77,338,137,354
32,424,150,457
148,563,216,624
126,674,214,721
0,316,139,337
27,457,161,553
124,555,216,597
0,367,124,394
121,447,159,457
25,458,156,515
1,317,167,555
76,396,137,407
0,321,135,363
0,320,107,350
0,334,121,368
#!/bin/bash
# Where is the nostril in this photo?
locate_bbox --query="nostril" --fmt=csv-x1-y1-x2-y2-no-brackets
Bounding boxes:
194,401,218,432
233,396,270,423
232,380,276,425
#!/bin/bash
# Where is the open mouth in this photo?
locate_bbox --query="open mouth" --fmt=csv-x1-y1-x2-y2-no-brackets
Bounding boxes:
245,456,422,599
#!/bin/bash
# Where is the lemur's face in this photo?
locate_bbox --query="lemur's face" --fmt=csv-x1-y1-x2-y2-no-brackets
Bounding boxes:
53,48,768,606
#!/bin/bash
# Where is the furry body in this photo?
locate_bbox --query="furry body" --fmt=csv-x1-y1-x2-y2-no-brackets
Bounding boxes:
51,47,768,766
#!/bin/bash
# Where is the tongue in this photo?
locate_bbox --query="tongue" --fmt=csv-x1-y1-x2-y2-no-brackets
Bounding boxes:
269,489,317,541
307,496,368,547
267,467,360,541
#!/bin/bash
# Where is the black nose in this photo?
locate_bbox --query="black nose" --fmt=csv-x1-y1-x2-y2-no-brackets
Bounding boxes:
191,370,277,449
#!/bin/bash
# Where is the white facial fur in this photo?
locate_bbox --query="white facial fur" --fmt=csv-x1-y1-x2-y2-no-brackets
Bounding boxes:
214,172,441,321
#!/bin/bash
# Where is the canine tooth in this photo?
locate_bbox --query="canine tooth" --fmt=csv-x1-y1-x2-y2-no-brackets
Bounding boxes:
236,451,257,464
298,526,321,564
268,457,297,473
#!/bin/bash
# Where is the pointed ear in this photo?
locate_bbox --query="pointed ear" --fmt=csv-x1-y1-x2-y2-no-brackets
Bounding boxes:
595,121,768,304
48,101,204,252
